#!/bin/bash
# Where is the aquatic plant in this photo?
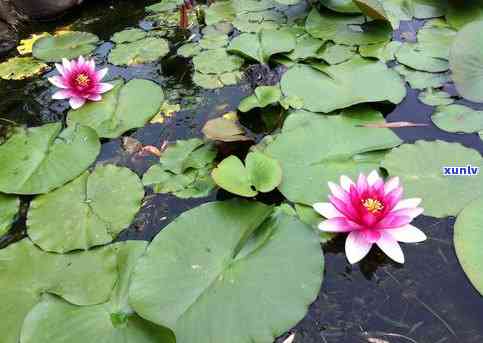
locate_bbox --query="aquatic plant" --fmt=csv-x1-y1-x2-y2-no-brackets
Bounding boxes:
314,170,426,264
48,56,113,109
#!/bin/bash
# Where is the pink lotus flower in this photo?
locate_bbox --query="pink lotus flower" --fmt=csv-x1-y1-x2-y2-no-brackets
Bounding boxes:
313,170,426,264
48,56,113,109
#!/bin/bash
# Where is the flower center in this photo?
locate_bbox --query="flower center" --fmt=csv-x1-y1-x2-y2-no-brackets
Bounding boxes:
75,73,90,88
362,198,384,213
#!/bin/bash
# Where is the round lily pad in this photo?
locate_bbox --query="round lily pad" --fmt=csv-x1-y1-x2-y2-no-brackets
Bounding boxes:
320,0,361,13
193,49,244,75
20,241,176,343
454,197,483,296
108,37,170,66
0,123,100,195
449,21,483,102
111,28,148,43
382,140,483,218
0,194,19,236
32,31,99,62
129,200,323,343
0,57,48,80
27,164,144,253
0,239,117,343
431,104,483,134
67,79,164,138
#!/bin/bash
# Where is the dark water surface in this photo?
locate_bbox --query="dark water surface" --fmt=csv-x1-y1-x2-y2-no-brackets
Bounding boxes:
1,1,483,343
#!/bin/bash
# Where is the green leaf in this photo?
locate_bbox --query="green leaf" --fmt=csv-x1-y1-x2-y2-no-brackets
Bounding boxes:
111,28,148,43
359,41,402,62
412,0,447,19
317,41,357,65
27,165,144,253
202,117,250,142
447,1,483,30
146,0,183,13
33,31,99,62
0,239,117,343
0,194,19,236
418,88,453,106
177,43,202,58
193,49,244,74
454,196,483,296
108,37,170,66
281,57,406,113
382,140,483,217
449,20,483,103
212,155,257,197
255,85,282,107
20,241,176,343
67,79,164,138
245,150,283,193
0,123,100,195
431,104,483,134
129,200,323,343
259,29,296,64
305,8,392,46
264,107,402,205
233,10,286,33
353,0,388,21
0,57,48,80
394,65,451,90
294,204,335,243
320,0,361,13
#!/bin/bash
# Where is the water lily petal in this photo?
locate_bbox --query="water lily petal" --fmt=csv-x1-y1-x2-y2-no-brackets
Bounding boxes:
384,176,399,195
375,214,412,230
390,207,424,219
52,90,73,100
340,175,355,192
356,173,368,194
313,202,343,219
345,231,373,264
361,229,381,243
386,225,427,243
48,76,68,89
98,82,114,93
367,170,382,186
328,182,350,202
392,198,422,211
96,68,108,80
87,94,102,101
62,58,73,72
376,231,405,263
55,63,66,76
78,55,85,66
69,97,86,109
329,195,359,221
318,218,360,232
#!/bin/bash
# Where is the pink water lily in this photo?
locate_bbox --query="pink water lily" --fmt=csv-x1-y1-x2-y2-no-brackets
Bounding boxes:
48,56,113,109
313,170,426,264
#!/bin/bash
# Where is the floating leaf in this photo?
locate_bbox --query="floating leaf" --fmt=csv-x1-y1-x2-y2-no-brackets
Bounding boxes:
281,57,406,113
108,37,170,66
239,85,282,112
0,239,117,343
394,65,451,90
111,28,148,43
449,21,483,103
447,1,483,30
382,140,483,217
233,10,286,33
454,196,483,296
431,104,483,134
20,241,176,343
27,165,144,253
264,107,402,205
67,79,164,138
412,0,447,19
193,49,244,74
0,57,48,80
129,200,323,343
418,88,453,106
33,31,99,62
202,117,251,142
146,0,183,13
359,41,402,62
177,43,202,58
294,204,335,243
193,71,242,89
320,0,361,13
285,34,325,61
353,0,388,21
17,33,50,55
0,194,19,236
0,123,100,195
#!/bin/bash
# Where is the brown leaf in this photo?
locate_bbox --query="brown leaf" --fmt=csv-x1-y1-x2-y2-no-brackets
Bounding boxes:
202,117,252,142
357,121,428,128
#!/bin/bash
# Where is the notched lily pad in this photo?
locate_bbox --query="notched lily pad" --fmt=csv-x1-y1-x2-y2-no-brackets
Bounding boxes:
111,28,148,43
33,31,99,62
108,37,170,66
0,57,48,80
431,104,483,134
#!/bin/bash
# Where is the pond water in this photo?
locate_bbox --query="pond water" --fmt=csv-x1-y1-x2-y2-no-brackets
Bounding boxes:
1,1,483,343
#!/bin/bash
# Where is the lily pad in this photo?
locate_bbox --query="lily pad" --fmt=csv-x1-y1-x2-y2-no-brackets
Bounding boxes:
449,21,483,103
67,79,164,139
233,10,286,33
320,0,361,13
359,41,402,62
264,107,402,205
193,48,244,74
111,28,148,43
294,203,335,243
129,200,323,343
454,196,483,296
318,42,357,65
394,65,451,90
0,123,100,195
431,104,483,134
0,57,48,80
447,1,483,30
418,88,453,106
177,43,202,58
239,85,282,112
305,8,392,46
108,37,170,66
281,57,406,113
27,165,144,253
412,0,447,19
382,140,483,217
0,239,117,343
0,194,19,236
32,31,99,62
20,241,176,343
202,117,251,142
212,150,282,197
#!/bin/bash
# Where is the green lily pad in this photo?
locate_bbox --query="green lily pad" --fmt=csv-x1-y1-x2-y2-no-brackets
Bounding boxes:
412,0,447,19
108,37,170,66
0,239,117,343
146,0,183,13
239,85,282,112
394,65,451,90
359,41,402,62
447,1,483,30
353,0,388,20
20,241,176,343
264,107,402,205
285,34,325,61
395,43,449,72
382,140,483,217
27,165,144,253
454,196,483,296
0,123,100,195
281,57,406,113
67,79,164,139
233,10,286,33
193,71,242,89
305,8,392,46
0,57,48,80
320,0,361,13
202,117,250,142
111,28,148,43
449,21,483,103
418,88,453,106
129,200,323,343
294,203,335,243
177,43,202,58
0,194,19,236
318,42,357,65
212,150,282,197
193,49,244,74
33,31,99,62
431,104,483,134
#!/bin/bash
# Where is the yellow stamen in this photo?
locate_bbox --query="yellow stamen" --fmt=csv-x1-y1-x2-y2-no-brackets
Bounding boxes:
362,198,384,213
75,73,90,87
